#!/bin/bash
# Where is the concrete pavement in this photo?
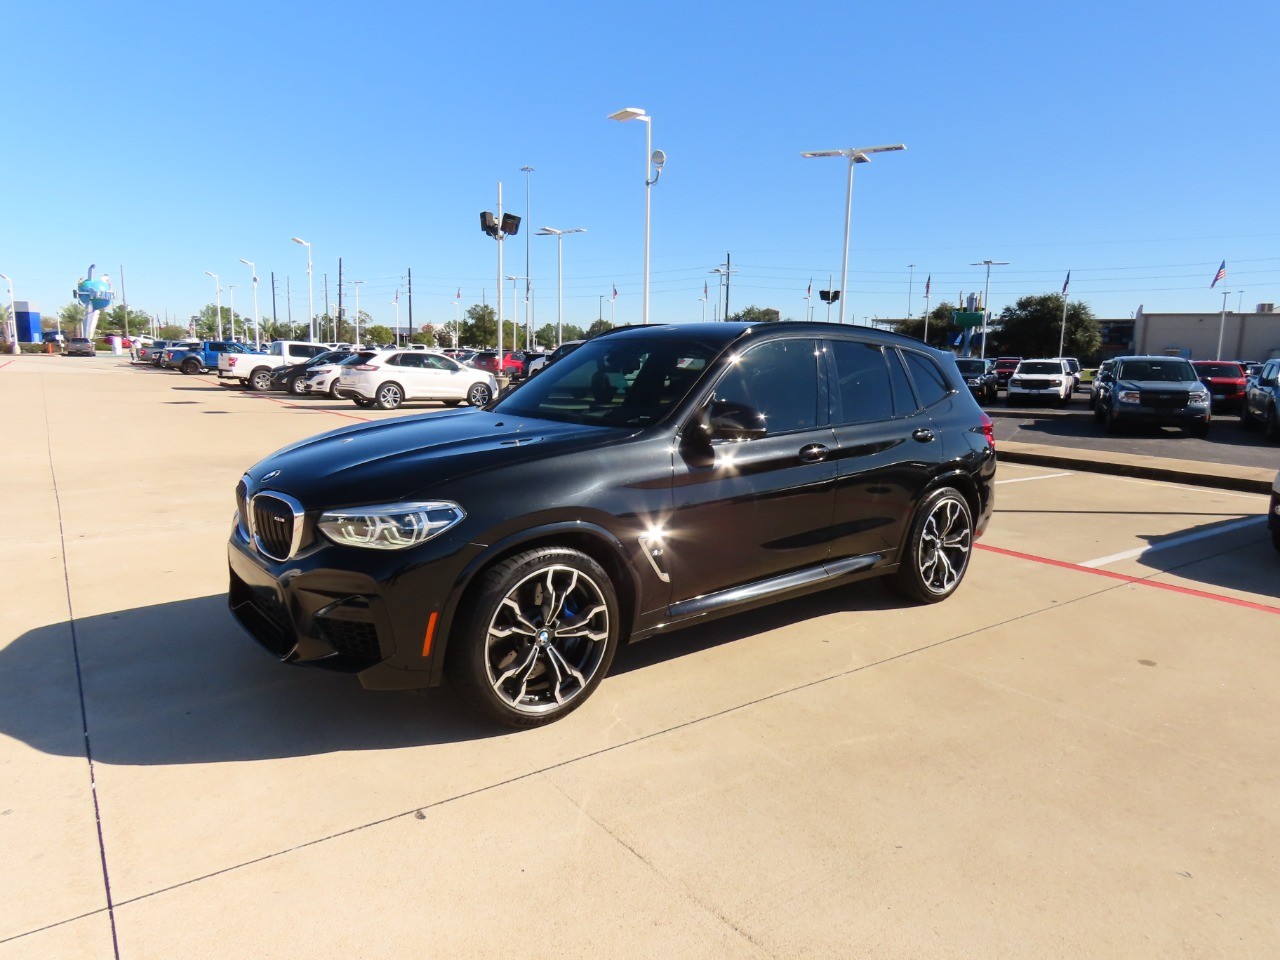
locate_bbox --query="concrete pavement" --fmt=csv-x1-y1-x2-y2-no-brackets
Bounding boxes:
1,353,1278,959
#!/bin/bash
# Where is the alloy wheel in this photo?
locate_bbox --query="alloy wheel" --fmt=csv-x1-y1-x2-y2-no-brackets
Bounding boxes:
468,383,492,406
483,565,610,716
377,383,402,409
916,495,972,595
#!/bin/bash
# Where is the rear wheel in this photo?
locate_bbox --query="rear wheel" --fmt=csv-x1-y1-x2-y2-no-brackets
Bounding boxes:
181,358,200,375
375,382,403,410
249,368,272,392
889,487,973,604
446,547,620,727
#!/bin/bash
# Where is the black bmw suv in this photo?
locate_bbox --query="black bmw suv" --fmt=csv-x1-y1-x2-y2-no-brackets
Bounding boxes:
228,322,997,727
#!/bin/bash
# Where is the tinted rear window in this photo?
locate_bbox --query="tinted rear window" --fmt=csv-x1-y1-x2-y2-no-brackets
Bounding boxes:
903,351,952,407
1018,362,1063,375
1193,362,1243,378
830,341,894,424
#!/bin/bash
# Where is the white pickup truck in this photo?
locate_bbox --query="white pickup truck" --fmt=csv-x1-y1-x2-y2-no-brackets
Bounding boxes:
219,340,330,390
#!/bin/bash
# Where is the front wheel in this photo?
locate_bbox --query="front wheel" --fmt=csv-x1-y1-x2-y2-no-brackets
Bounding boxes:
467,382,493,407
446,547,620,727
289,376,307,395
888,487,973,604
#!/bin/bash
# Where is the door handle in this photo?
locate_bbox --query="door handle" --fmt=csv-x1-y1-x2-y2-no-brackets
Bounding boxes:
911,428,935,443
798,443,829,463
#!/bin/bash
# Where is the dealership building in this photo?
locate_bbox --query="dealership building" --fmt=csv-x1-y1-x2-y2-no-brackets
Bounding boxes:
1129,304,1280,361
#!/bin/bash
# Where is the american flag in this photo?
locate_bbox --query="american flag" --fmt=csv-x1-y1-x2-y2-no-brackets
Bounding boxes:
612,285,618,300
1211,261,1226,288
806,279,812,298
1062,270,1071,294
456,287,461,300
703,280,708,298
924,274,931,297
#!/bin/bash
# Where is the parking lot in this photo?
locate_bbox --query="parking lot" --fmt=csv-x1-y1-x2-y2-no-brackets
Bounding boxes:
2,354,1278,959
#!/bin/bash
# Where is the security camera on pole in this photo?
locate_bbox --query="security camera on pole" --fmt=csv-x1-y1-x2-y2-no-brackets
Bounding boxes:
480,184,521,389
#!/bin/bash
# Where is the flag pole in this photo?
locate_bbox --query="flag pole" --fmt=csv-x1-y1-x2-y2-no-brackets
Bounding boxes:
923,280,931,344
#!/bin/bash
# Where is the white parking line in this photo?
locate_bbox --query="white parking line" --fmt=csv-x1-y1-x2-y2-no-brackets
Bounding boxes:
995,472,1073,485
1078,515,1267,568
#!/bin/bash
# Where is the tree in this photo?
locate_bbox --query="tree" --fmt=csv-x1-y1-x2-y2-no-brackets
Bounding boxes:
462,304,496,347
364,324,394,346
585,319,613,339
58,302,86,334
158,324,188,340
993,294,1100,360
895,301,958,350
727,305,783,323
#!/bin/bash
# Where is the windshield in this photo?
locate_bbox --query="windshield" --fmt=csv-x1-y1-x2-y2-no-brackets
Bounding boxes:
1017,362,1063,375
1118,359,1196,382
955,359,987,375
1194,362,1243,378
493,337,721,427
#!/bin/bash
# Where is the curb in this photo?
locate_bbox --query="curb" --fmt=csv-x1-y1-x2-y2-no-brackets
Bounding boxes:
997,442,1274,495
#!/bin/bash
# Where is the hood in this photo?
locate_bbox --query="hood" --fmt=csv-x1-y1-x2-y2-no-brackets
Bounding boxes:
244,410,619,508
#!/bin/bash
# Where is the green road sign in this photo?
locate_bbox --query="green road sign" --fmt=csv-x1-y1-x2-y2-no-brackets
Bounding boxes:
953,311,984,329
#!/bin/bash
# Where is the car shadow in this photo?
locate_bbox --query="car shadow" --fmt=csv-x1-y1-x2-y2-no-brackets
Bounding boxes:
1122,516,1279,601
1,580,909,765
0,596,502,765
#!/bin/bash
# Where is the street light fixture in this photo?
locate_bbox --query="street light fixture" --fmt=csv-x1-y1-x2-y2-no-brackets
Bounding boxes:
801,143,906,324
609,106,665,325
968,260,1010,359
290,237,314,341
238,258,260,347
203,271,222,339
536,227,586,347
0,273,16,354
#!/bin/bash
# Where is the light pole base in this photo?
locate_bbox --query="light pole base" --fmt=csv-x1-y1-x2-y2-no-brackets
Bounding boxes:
495,375,512,395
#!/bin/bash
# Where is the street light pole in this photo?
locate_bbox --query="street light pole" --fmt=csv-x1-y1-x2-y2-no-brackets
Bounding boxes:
801,143,906,324
352,280,364,345
227,284,236,341
536,227,585,347
239,258,260,347
291,238,314,341
0,274,16,354
505,275,527,348
204,271,221,339
907,264,915,324
609,107,665,325
969,259,1009,359
521,165,534,345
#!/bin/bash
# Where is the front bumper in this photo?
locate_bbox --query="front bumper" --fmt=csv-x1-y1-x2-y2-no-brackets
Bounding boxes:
227,521,481,690
1111,403,1210,426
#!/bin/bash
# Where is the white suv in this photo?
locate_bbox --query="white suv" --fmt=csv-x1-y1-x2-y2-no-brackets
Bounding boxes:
335,350,498,410
1007,358,1073,407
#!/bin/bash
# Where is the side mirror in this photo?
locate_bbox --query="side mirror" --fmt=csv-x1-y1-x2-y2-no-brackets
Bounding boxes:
707,400,768,441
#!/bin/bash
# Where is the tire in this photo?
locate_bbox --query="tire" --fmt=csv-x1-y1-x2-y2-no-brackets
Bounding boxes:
249,368,273,392
1093,403,1105,424
1266,405,1280,443
375,382,403,410
467,382,493,407
181,359,200,375
1102,406,1119,434
445,547,620,727
888,487,973,604
441,399,462,407
289,376,307,395
329,381,341,399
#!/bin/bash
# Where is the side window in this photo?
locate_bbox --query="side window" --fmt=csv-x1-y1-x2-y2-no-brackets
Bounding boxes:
268,342,283,357
712,339,820,435
384,354,403,366
424,355,452,371
829,341,894,424
400,354,426,369
903,351,951,408
887,349,919,416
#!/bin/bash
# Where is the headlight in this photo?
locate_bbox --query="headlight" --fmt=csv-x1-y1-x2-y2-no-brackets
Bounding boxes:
317,501,465,550
1118,390,1141,403
1189,390,1209,404
1049,378,1062,385
1009,377,1021,386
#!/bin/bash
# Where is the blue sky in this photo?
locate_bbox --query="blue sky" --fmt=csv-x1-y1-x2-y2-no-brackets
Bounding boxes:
6,0,1278,332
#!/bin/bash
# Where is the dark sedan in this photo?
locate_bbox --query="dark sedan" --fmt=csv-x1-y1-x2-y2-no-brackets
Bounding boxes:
269,349,352,395
229,322,996,727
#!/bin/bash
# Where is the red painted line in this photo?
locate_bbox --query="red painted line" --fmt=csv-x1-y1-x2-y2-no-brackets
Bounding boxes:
0,360,14,371
976,542,1280,616
196,376,372,422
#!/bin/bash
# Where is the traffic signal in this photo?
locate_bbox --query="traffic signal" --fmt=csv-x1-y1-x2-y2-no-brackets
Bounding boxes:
501,213,521,236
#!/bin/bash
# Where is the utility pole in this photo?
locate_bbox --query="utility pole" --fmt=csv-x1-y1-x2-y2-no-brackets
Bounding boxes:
119,264,129,338
407,267,414,332
286,276,292,329
337,257,344,341
724,252,732,320
323,273,330,339
270,272,278,328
